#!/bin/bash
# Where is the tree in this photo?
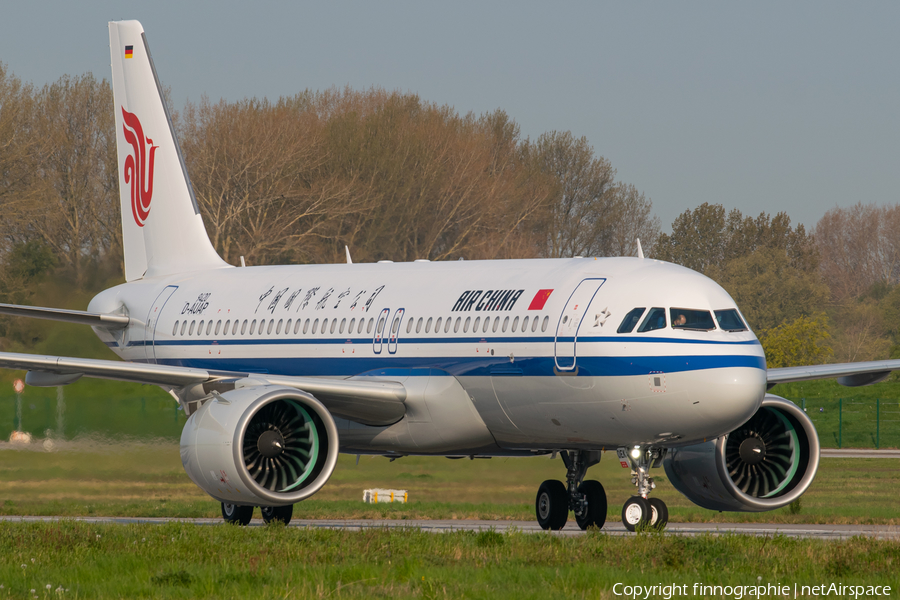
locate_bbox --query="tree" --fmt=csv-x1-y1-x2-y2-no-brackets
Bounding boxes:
815,203,900,302
522,131,659,258
652,203,727,273
758,314,833,368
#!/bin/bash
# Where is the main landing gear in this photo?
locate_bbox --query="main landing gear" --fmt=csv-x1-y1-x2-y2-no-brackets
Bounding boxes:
618,446,668,532
534,447,669,532
535,450,607,531
221,502,294,526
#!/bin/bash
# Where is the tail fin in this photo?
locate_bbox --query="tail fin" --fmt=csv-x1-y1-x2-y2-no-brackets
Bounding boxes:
108,20,230,281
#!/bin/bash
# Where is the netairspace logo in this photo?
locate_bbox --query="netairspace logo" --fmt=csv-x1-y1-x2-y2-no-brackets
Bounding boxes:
612,582,892,599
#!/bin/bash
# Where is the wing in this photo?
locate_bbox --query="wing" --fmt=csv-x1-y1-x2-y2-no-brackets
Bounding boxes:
767,359,900,388
0,351,406,426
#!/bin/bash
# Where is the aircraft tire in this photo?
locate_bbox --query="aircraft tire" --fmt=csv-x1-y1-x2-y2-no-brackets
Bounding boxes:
221,502,254,526
648,498,668,529
575,480,607,531
261,504,294,525
535,479,568,531
621,496,651,532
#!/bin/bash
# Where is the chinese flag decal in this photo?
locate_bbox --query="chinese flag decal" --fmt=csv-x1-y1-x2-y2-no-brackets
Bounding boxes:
528,289,553,310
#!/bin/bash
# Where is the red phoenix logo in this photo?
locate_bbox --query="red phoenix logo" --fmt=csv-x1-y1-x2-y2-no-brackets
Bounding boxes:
121,107,158,227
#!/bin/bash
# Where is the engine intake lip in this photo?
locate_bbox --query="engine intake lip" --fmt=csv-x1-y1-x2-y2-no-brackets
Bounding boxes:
231,386,340,505
714,395,820,511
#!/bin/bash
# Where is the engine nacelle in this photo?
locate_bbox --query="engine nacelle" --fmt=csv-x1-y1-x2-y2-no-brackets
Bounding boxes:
663,394,819,512
180,385,339,507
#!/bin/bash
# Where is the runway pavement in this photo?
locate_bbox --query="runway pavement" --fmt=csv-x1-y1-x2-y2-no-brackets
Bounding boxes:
1,515,897,539
820,448,900,458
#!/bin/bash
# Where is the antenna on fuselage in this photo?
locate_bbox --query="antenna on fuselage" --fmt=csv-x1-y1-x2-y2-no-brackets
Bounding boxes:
636,239,644,259
345,246,353,264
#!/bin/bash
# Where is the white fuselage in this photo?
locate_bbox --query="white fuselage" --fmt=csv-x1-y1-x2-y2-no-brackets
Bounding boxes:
89,256,767,455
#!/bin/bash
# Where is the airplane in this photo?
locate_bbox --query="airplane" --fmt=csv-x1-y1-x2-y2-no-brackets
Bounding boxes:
2,19,899,531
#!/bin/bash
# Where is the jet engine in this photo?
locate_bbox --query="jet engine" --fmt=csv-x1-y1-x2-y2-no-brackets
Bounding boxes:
663,394,819,512
180,384,339,507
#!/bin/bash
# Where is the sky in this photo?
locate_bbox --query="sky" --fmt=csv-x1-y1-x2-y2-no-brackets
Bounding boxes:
2,1,898,232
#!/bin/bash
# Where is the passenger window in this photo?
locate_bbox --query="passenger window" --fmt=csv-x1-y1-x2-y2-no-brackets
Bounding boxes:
473,317,480,332
532,317,539,332
172,321,179,336
189,320,196,335
349,318,355,333
715,309,748,332
284,319,291,334
444,318,452,334
512,316,519,332
258,319,265,335
617,308,646,334
198,320,205,335
392,318,399,334
181,321,187,336
463,317,470,333
240,320,247,335
426,317,432,333
453,317,460,333
483,317,490,333
330,319,337,334
224,320,231,335
492,317,499,333
358,318,365,334
541,315,549,332
670,308,715,331
302,319,309,334
637,308,666,332
407,319,413,334
521,316,529,332
312,319,319,334
435,317,442,333
321,318,328,334
267,320,274,335
502,316,509,332
215,320,222,335
207,321,213,335
367,318,374,334
416,318,423,333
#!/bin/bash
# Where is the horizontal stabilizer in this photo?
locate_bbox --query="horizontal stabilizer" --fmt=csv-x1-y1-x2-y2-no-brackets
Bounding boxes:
0,303,129,329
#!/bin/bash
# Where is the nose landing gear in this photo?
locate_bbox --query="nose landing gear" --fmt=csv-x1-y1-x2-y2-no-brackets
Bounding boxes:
535,450,606,531
618,446,668,532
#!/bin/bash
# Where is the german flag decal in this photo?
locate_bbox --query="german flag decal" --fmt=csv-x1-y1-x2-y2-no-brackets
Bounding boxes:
528,289,553,310
125,45,133,59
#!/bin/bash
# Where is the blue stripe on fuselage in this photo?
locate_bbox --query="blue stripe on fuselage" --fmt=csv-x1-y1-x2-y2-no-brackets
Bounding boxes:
155,353,766,378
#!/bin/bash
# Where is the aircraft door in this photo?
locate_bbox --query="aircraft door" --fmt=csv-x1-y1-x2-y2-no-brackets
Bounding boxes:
387,308,404,354
372,308,390,354
554,278,605,370
144,285,178,364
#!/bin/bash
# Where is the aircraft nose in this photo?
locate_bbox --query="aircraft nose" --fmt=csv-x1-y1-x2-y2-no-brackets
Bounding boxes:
692,366,767,435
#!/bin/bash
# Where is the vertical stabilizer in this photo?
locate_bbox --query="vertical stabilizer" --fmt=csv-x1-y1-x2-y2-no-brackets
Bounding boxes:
109,21,230,281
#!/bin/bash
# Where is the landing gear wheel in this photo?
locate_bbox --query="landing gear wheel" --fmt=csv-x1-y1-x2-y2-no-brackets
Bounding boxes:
535,480,568,531
621,496,651,532
221,502,253,526
574,480,607,531
648,498,668,529
261,504,293,525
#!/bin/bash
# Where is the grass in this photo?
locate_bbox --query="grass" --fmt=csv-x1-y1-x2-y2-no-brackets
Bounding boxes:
0,520,899,599
1,442,899,525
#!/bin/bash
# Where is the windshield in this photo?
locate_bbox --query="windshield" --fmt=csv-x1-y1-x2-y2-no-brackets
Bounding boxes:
669,308,715,331
714,309,748,331
637,307,667,332
617,307,646,334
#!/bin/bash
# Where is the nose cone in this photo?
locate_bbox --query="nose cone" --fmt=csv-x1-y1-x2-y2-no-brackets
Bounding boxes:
693,366,767,436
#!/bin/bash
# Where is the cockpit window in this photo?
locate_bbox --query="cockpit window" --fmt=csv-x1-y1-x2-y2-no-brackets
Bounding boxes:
617,307,646,334
670,308,715,331
715,309,748,331
637,307,667,332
